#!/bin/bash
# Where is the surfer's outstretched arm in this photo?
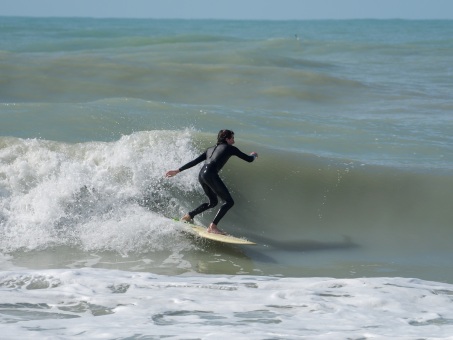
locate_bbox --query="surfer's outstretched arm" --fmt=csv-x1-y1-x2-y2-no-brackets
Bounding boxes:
165,152,207,178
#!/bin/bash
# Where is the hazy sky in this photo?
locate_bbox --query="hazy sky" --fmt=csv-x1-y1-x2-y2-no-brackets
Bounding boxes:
1,0,452,20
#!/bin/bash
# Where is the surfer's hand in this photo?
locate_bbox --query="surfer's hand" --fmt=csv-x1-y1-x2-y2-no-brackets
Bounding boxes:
165,169,180,178
250,152,258,159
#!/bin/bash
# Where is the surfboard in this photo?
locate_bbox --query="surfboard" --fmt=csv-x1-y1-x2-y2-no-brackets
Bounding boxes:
175,219,256,245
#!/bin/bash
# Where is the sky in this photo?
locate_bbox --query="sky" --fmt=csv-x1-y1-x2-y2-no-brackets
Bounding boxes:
1,0,452,20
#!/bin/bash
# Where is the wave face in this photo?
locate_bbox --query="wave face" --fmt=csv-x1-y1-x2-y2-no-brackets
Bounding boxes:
1,131,452,282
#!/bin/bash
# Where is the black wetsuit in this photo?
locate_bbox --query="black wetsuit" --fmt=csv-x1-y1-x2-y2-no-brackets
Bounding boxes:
178,143,255,225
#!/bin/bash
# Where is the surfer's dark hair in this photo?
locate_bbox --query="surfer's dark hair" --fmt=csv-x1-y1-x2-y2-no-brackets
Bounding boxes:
217,129,234,144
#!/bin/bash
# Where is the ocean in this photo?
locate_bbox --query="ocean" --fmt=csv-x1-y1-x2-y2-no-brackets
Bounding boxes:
1,17,453,339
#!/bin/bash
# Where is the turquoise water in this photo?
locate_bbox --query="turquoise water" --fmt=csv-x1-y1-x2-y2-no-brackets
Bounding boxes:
1,17,453,338
1,18,452,169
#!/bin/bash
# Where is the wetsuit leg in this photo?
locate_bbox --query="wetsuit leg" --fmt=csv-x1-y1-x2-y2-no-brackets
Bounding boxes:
205,173,235,225
188,173,219,218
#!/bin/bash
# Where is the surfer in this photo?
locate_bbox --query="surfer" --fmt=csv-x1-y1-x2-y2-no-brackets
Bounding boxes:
165,129,258,235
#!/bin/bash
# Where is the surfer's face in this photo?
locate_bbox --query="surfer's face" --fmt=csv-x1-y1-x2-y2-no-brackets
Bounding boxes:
226,135,235,145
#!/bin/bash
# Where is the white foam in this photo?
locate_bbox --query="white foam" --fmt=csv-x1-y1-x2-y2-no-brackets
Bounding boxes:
0,130,201,254
0,268,452,339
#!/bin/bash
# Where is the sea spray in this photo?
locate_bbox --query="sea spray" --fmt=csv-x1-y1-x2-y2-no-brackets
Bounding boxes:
0,130,199,254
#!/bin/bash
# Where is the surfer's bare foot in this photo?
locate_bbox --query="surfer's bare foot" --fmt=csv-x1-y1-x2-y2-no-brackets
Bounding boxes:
180,214,193,224
207,223,227,235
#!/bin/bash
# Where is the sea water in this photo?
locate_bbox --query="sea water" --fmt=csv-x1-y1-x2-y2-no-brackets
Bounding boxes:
1,17,453,338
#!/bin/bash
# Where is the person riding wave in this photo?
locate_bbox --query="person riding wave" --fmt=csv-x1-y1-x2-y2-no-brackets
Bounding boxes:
165,129,258,234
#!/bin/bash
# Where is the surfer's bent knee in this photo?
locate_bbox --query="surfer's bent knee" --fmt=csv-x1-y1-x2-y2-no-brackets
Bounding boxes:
225,199,234,209
208,199,218,209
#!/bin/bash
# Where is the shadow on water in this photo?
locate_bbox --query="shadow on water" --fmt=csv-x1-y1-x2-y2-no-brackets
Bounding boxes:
188,233,358,267
253,235,359,253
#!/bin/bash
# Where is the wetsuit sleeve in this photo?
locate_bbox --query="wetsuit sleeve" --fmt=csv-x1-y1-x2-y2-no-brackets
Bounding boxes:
232,146,255,163
178,152,207,172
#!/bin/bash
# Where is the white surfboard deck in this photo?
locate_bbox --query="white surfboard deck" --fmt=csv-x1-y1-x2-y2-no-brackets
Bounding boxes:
178,221,256,245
